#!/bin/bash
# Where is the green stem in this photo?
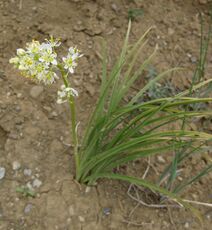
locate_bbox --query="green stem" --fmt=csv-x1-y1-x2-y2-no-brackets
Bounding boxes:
69,95,80,176
57,64,80,178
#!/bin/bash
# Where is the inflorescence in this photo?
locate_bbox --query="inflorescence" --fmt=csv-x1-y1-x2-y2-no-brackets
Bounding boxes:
9,37,82,103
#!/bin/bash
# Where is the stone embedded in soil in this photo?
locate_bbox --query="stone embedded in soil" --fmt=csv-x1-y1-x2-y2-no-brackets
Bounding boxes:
168,28,174,35
23,168,32,176
12,161,21,170
0,167,5,180
69,205,75,216
157,156,166,164
103,207,111,216
190,56,197,63
111,3,119,13
30,86,44,98
32,178,42,188
184,222,190,228
17,93,22,99
78,216,85,222
85,83,95,96
24,203,33,214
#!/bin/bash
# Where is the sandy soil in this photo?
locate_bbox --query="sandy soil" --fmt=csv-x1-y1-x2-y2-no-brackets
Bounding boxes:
0,0,212,229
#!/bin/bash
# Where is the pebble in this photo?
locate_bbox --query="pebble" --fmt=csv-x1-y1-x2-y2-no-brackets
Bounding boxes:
8,133,18,140
30,86,44,98
23,168,32,176
51,111,58,117
184,222,189,228
190,56,197,63
157,156,166,164
17,93,22,98
111,3,118,13
78,216,85,222
12,161,21,170
69,205,75,216
32,178,42,188
15,106,21,112
26,182,33,190
85,186,91,193
85,83,95,96
168,28,174,35
24,203,33,214
0,167,5,180
103,207,111,216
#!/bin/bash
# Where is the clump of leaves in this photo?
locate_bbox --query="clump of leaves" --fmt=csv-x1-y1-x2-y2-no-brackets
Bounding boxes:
16,186,36,198
128,8,144,20
76,22,212,221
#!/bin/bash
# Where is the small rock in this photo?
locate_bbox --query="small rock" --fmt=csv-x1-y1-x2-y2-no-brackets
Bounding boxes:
85,186,91,193
32,178,42,188
111,3,119,13
69,205,75,216
0,167,5,180
205,210,212,220
103,207,111,216
168,28,174,35
12,161,21,170
15,105,21,112
43,106,52,112
51,111,58,117
85,83,95,96
78,216,85,222
184,222,189,228
24,203,33,214
30,86,44,98
157,156,166,164
17,93,23,98
190,56,197,63
32,6,37,12
8,133,18,140
23,168,32,176
26,182,33,190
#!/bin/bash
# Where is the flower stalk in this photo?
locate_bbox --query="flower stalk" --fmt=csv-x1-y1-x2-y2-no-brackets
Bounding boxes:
60,70,80,176
10,37,82,178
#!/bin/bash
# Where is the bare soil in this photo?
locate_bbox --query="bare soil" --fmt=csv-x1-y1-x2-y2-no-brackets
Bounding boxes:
0,0,212,229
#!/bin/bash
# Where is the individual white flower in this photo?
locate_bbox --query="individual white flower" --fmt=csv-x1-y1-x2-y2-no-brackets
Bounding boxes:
36,70,58,85
39,50,57,66
57,84,78,104
9,57,19,65
17,48,26,56
62,47,82,74
26,40,41,53
18,55,34,70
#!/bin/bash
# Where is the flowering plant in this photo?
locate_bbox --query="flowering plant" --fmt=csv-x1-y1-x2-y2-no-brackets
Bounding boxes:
10,36,82,172
10,22,212,220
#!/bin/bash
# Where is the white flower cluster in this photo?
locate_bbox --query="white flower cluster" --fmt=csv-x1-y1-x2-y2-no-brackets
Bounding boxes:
10,37,82,103
9,38,61,85
57,84,78,104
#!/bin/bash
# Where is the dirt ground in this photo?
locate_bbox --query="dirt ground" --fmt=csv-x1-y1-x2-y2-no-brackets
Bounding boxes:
0,0,212,229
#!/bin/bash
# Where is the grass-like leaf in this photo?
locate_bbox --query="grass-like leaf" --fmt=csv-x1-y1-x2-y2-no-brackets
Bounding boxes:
76,21,212,217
